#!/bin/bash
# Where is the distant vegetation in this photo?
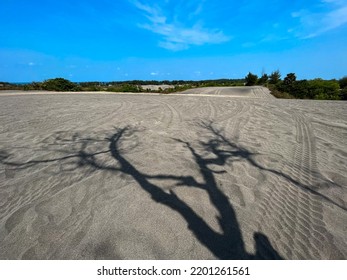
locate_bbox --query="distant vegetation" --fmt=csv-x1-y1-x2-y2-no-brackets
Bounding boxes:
41,78,79,91
0,78,244,94
245,71,345,100
1,75,346,100
339,76,347,100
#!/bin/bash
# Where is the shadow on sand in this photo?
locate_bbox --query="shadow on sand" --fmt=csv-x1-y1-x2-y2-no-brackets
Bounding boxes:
2,122,289,259
107,125,282,259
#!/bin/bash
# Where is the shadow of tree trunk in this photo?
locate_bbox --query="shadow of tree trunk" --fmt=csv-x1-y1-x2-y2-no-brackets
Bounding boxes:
1,124,285,259
107,126,282,259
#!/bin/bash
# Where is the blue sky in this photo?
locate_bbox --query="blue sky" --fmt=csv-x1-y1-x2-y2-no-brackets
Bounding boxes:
0,0,346,82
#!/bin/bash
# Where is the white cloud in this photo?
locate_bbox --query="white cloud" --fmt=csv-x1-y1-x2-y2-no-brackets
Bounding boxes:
194,71,202,77
292,1,347,38
130,1,230,51
158,41,188,51
188,0,205,19
322,5,347,30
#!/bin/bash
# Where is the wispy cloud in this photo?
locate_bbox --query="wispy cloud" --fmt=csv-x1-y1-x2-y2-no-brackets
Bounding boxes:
130,0,230,51
292,0,347,38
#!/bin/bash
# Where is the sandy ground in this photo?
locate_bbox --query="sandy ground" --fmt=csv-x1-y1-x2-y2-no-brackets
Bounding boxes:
182,86,274,98
0,87,346,259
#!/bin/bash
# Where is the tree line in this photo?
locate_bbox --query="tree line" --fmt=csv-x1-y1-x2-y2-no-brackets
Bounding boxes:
245,71,346,100
0,78,244,93
1,75,346,100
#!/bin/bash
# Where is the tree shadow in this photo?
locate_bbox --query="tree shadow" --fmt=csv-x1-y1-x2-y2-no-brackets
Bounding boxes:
198,121,346,212
2,119,346,259
1,125,286,259
105,125,282,259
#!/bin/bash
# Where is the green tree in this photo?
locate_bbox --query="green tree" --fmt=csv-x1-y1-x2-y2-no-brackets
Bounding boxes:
269,70,281,84
283,73,296,85
310,79,340,100
285,79,340,99
340,88,347,100
289,80,310,98
245,72,258,86
42,78,77,91
339,76,347,89
258,73,268,85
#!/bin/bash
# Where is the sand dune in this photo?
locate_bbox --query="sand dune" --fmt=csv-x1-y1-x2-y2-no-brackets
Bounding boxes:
181,86,274,98
0,87,346,259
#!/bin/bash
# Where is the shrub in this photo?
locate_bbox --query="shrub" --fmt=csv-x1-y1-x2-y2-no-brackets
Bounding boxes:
42,78,78,91
340,88,347,100
257,73,268,85
339,76,347,89
268,84,294,99
308,79,340,100
107,84,141,92
245,72,258,86
283,73,296,86
269,70,281,84
271,90,294,99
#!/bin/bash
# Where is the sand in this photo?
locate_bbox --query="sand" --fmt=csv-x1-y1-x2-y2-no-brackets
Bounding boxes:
181,86,274,98
0,87,346,259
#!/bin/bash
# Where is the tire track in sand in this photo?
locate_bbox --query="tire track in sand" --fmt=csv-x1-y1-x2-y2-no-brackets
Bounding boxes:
155,98,182,129
256,113,344,259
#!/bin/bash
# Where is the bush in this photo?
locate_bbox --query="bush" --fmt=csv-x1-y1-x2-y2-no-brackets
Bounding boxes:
269,70,281,84
283,73,296,86
42,78,78,91
286,80,311,98
0,82,22,90
340,88,347,100
257,73,268,85
107,84,141,92
339,76,347,89
308,79,340,100
268,84,294,99
245,72,258,86
276,78,340,100
270,89,294,99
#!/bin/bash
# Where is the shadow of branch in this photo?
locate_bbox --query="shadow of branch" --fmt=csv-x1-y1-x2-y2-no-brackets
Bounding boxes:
199,121,346,212
1,124,284,259
107,126,282,259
